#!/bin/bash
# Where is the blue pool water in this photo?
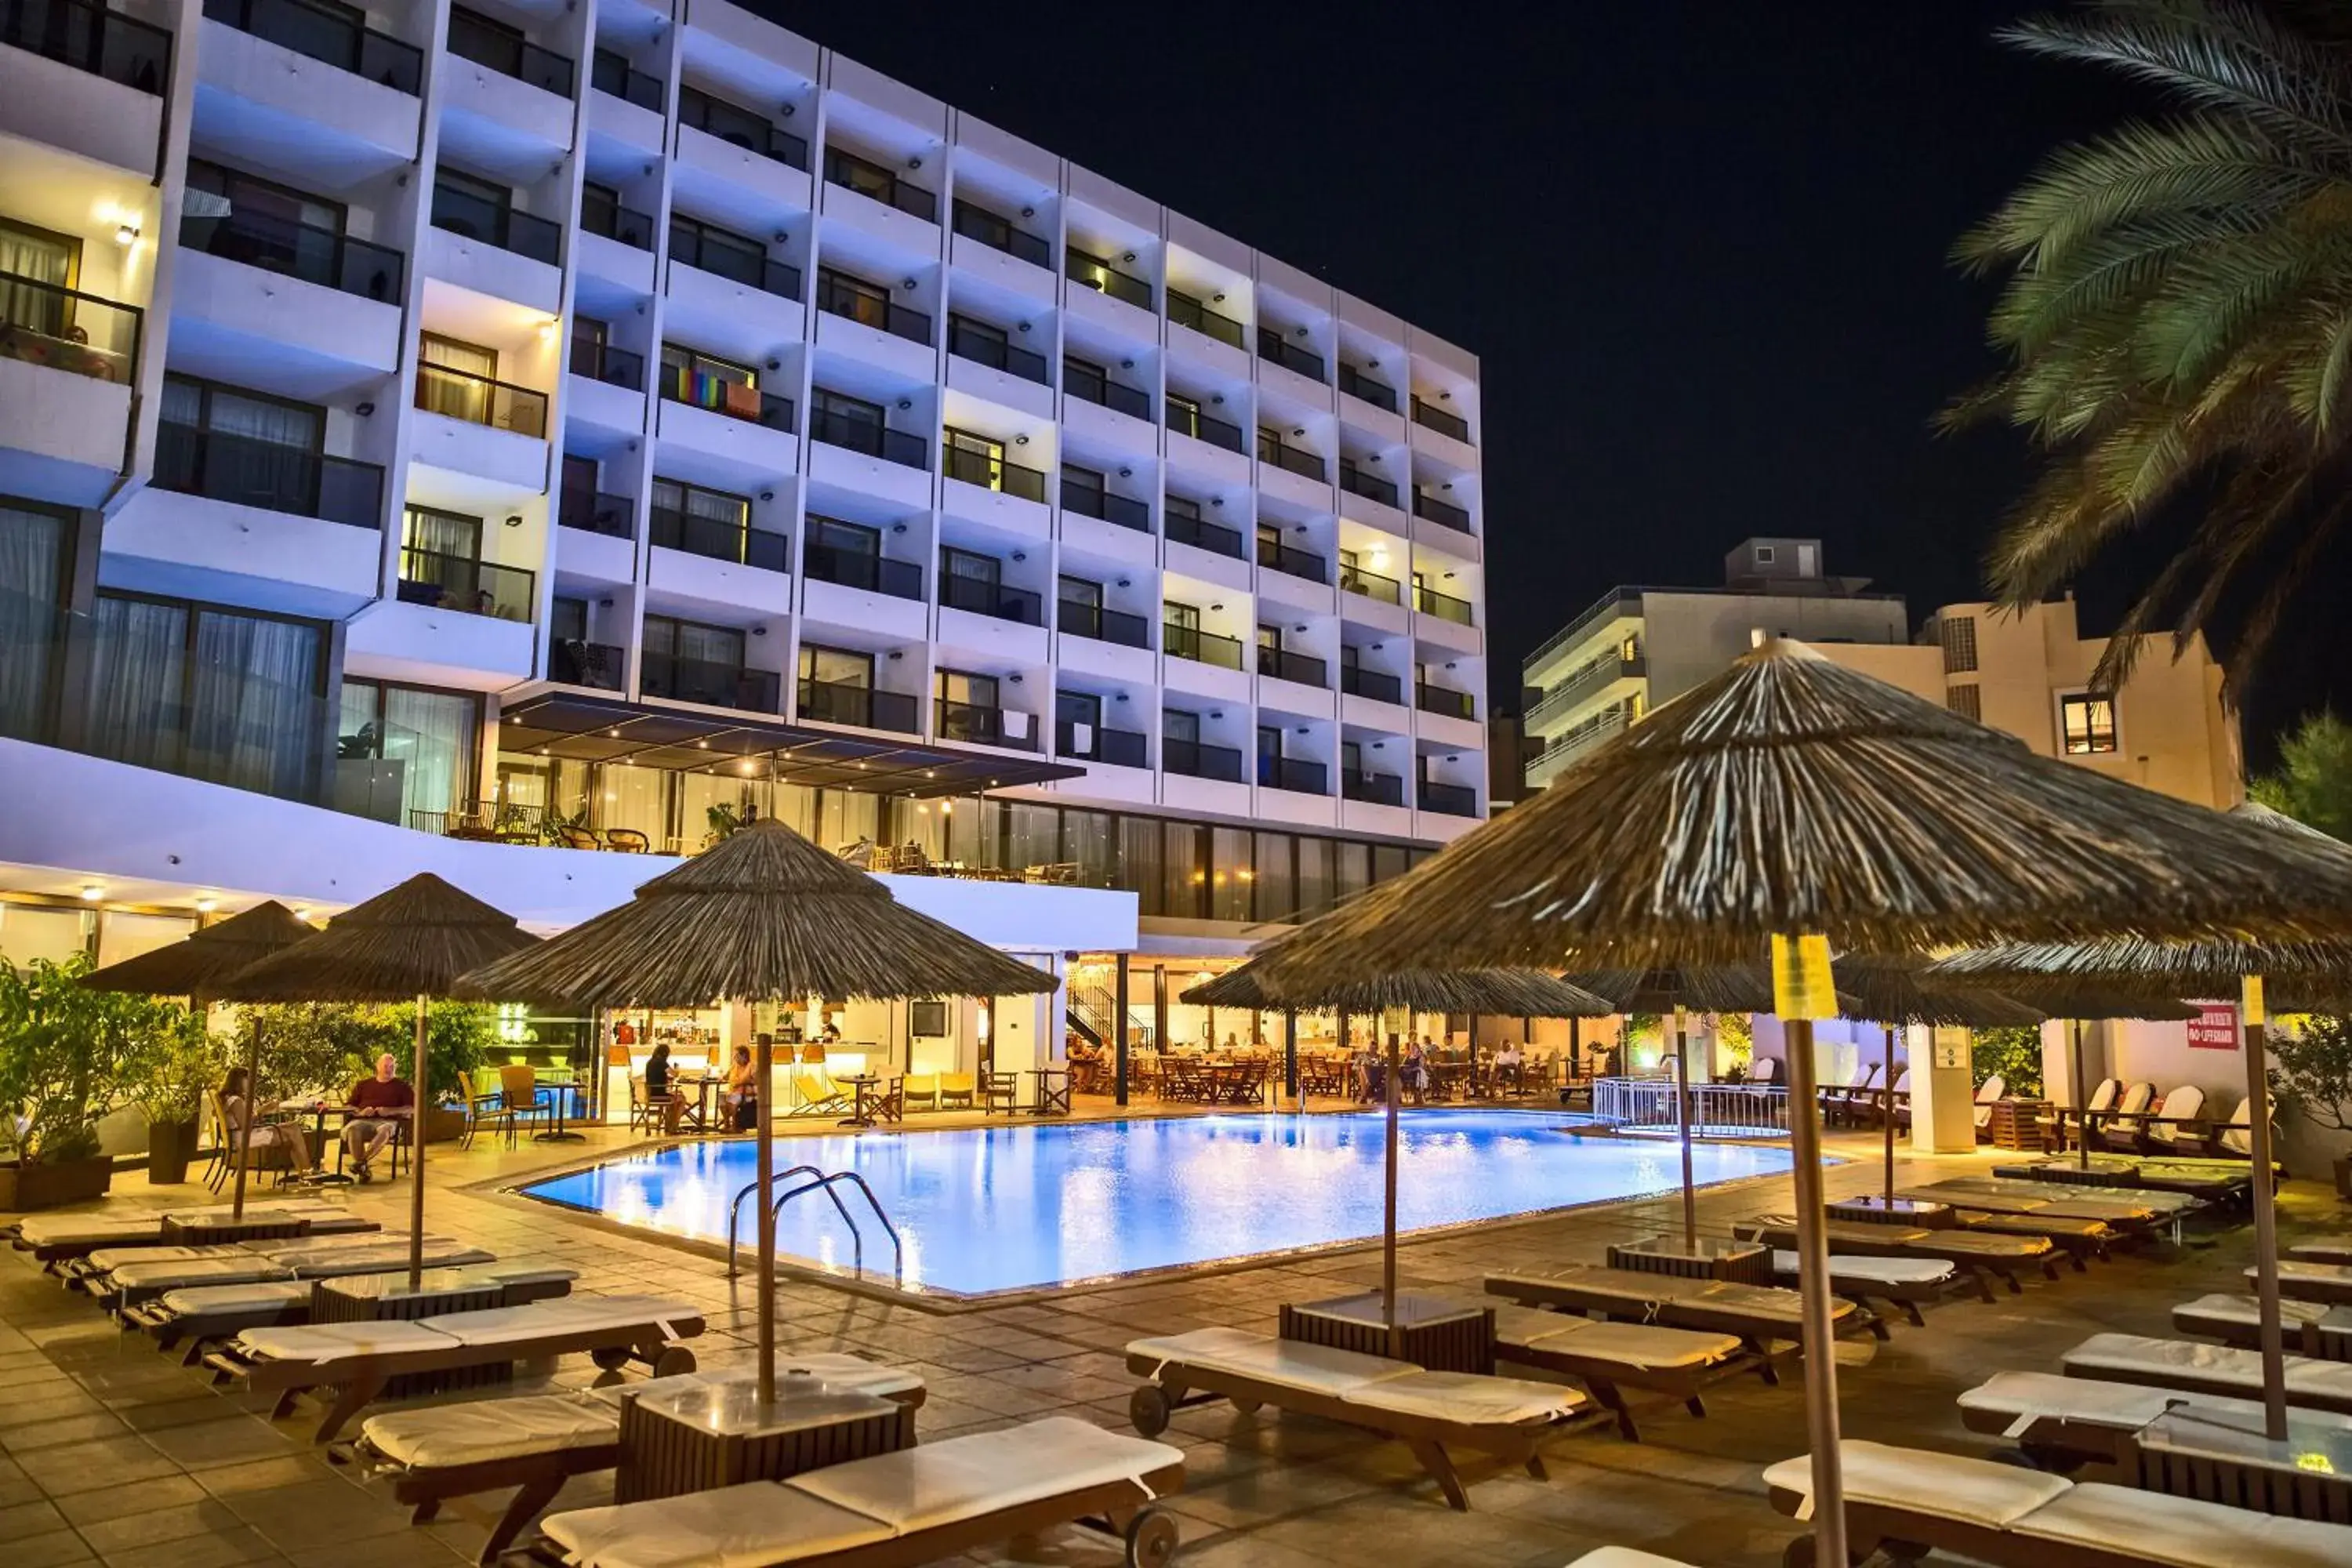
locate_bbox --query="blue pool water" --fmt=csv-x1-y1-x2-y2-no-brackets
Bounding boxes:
520,1112,1795,1296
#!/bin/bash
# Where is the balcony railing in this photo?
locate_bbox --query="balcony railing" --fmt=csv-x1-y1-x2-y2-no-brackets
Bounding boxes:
1256,536,1327,584
446,9,572,96
947,316,1048,384
810,408,926,468
1165,623,1243,670
1525,588,1646,680
823,148,937,223
659,364,792,431
1340,664,1403,704
1257,326,1326,383
1526,651,1646,731
572,336,644,392
202,0,414,94
1338,363,1398,412
414,361,546,437
1416,583,1475,626
1342,770,1404,806
1414,490,1472,531
1416,682,1475,721
1168,401,1245,452
180,206,404,302
580,190,655,250
1064,361,1150,420
1061,481,1148,532
800,678,919,734
1258,433,1327,483
1339,459,1399,509
1168,289,1244,349
154,424,383,529
1058,722,1146,768
672,225,798,296
642,652,779,713
677,86,806,169
430,182,560,266
557,488,633,537
1340,563,1402,604
649,506,788,572
1259,647,1327,688
815,273,930,343
940,574,1042,626
951,200,1050,268
1411,394,1472,444
1260,755,1328,795
1058,600,1150,649
1066,249,1151,310
943,441,1047,502
804,544,922,600
590,49,662,110
397,546,535,620
550,639,623,690
936,699,1036,751
16,0,167,89
1529,706,1632,783
1419,779,1479,817
1164,738,1243,784
1165,506,1246,560
0,272,139,384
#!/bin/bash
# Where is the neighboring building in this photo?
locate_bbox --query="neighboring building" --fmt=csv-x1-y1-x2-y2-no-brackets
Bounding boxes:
1521,539,2242,808
0,1,1488,1086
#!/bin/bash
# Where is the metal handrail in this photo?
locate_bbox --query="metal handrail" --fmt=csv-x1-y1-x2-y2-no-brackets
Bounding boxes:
724,1164,903,1284
726,1166,850,1275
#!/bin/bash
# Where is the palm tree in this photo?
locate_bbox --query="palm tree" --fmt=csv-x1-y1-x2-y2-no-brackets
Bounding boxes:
1954,0,2352,695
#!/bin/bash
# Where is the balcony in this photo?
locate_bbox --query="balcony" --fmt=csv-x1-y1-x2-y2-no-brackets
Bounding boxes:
1415,583,1475,626
1414,490,1472,532
1419,779,1479,817
1342,770,1404,806
650,506,788,572
204,0,417,93
1168,289,1244,350
678,85,806,169
940,574,1043,626
658,361,793,433
416,363,547,437
572,336,644,393
643,652,779,713
1168,401,1245,454
1058,721,1146,768
1340,664,1403,704
1061,479,1147,532
590,49,662,110
1526,648,1646,731
951,201,1050,269
1257,326,1326,383
947,315,1049,385
810,407,926,468
1066,250,1151,310
1258,432,1326,483
180,205,405,303
446,8,572,96
1257,536,1327,585
430,182,561,266
558,488,633,538
1339,458,1399,509
1166,623,1243,671
1165,506,1245,561
943,439,1047,503
1338,363,1397,413
0,272,140,387
800,678,919,734
815,272,931,345
1260,755,1327,795
1527,707,1628,786
550,639,623,690
13,0,168,92
672,223,798,297
1411,394,1472,444
154,425,383,530
823,147,937,223
1416,682,1475,721
805,544,921,600
1059,599,1150,650
1065,360,1149,421
936,699,1036,751
1260,647,1327,688
581,189,655,252
1164,738,1243,784
1341,563,1402,605
397,546,535,621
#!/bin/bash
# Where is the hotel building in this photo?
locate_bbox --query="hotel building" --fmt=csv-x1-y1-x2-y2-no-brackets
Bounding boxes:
0,0,1489,1088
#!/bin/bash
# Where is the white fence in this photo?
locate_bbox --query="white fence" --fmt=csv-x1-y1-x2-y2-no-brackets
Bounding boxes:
1591,1074,1790,1138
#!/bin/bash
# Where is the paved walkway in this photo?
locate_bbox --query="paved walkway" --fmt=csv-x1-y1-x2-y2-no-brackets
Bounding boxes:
0,1113,2329,1568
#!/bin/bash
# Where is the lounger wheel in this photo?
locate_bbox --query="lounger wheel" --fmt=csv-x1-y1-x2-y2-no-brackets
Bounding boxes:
652,1346,696,1377
1123,1505,1179,1568
1129,1384,1172,1439
1228,1397,1261,1416
590,1346,633,1371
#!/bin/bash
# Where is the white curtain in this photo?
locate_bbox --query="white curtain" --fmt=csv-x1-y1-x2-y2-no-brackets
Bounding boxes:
0,505,66,739
84,597,189,774
0,223,71,339
382,686,476,818
187,611,321,798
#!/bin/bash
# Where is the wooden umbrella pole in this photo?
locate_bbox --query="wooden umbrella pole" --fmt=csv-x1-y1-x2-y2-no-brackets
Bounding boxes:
2070,1018,2089,1171
230,1018,261,1219
2241,975,2287,1441
1675,1007,1695,1249
1283,1011,1298,1105
755,1020,777,1406
1781,1018,1848,1566
408,995,428,1290
1882,1024,1896,1210
1384,1029,1402,1361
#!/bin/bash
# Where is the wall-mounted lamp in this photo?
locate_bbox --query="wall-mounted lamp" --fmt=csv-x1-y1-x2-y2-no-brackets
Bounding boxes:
896,398,912,411
1007,673,1023,684
195,896,218,914
1113,692,1129,702
887,649,904,660
1020,205,1035,218
1211,291,1225,303
114,223,138,246
503,514,523,528
1209,602,1225,612
751,625,768,637
759,490,775,503
355,401,376,418
1122,250,1136,263
1118,466,1132,478
1120,358,1134,369
900,278,917,292
598,597,615,608
1011,550,1028,562
779,102,795,116
79,884,103,902
1013,434,1029,446
890,521,907,534
764,358,781,371
906,155,923,170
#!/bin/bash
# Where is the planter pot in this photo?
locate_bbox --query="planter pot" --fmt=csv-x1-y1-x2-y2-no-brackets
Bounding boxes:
423,1107,466,1145
147,1119,200,1185
0,1156,114,1211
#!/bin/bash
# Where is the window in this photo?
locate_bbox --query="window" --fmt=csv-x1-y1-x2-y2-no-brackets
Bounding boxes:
1947,684,1981,721
338,679,480,826
83,592,327,800
1754,545,1775,564
799,644,873,689
0,499,72,740
2060,693,2118,755
659,343,760,413
1941,615,1979,675
158,374,325,514
0,219,81,340
417,332,499,419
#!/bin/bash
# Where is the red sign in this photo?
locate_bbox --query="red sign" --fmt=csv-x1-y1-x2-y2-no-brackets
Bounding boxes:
2185,1002,2240,1051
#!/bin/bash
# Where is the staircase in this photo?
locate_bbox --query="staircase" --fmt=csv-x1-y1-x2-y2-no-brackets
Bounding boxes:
1069,978,1152,1052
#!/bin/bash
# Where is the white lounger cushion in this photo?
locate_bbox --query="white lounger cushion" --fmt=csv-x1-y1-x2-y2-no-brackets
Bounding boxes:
1565,1552,1700,1568
156,1280,312,1316
108,1257,292,1290
1491,1303,1598,1351
1765,1439,2069,1527
419,1294,695,1348
2064,1332,2352,1403
2290,1237,2352,1265
790,1417,1176,1534
1127,1326,1417,1396
2262,1260,2352,1291
1551,1320,1741,1370
2175,1292,2332,1329
363,1392,618,1468
545,1479,889,1568
239,1319,455,1360
1770,1250,1953,1287
1344,1369,1581,1425
1963,1369,2352,1433
2012,1479,2352,1568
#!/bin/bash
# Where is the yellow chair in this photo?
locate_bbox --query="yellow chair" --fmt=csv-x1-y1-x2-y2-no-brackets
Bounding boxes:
900,1073,941,1112
938,1071,977,1110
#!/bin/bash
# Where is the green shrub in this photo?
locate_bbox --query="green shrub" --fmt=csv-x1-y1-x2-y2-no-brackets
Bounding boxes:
1973,1024,2045,1098
2270,1014,2352,1134
0,953,204,1163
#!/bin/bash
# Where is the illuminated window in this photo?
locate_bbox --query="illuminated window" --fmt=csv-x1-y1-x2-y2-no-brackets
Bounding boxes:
2060,693,2117,755
1940,615,1978,674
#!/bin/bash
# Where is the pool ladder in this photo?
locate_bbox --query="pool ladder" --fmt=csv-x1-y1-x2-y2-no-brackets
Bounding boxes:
725,1165,904,1286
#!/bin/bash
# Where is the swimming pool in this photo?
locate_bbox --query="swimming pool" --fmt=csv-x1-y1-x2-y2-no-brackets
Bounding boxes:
518,1112,1796,1297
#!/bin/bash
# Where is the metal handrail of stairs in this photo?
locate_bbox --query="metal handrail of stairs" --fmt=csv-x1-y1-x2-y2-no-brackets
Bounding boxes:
725,1164,905,1284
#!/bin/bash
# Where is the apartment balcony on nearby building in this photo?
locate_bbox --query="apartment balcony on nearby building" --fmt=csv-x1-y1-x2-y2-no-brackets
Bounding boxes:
936,697,1036,751
571,334,644,392
416,361,548,437
1257,326,1326,383
951,200,1050,269
1167,397,1245,454
800,678,919,734
1164,736,1243,783
0,270,140,387
179,202,405,303
804,543,922,600
205,0,421,94
1165,622,1243,670
580,187,655,251
649,504,788,572
1064,358,1149,421
1415,583,1475,626
947,314,1049,385
1526,645,1647,732
1416,681,1475,721
1256,534,1327,585
590,47,662,110
1260,754,1327,795
430,179,561,266
1260,646,1327,688
1058,598,1151,650
397,546,535,621
1413,488,1472,532
446,5,574,96
942,434,1047,502
1167,289,1244,350
659,354,793,432
550,637,624,689
1061,472,1148,531
557,487,634,538
154,424,384,531
1338,362,1398,413
642,652,780,713
1165,499,1245,560
1410,393,1471,444
677,85,807,169
672,219,798,296
809,402,927,468
1340,663,1403,704
823,146,937,223
1338,457,1399,510
1065,249,1151,310
1058,720,1146,768
815,269,931,344
1340,561,1402,605
1258,428,1327,482
1418,779,1478,817
939,572,1043,626
1341,768,1404,806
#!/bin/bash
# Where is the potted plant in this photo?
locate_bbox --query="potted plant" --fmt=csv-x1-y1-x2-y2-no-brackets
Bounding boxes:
2270,1014,2352,1200
126,1008,227,1185
0,953,147,1208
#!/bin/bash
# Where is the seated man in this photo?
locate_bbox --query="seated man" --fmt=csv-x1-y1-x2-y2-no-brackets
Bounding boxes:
343,1053,415,1182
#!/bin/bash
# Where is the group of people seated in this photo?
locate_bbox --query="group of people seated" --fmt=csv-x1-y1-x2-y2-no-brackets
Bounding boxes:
640,1030,843,1133
220,1054,416,1183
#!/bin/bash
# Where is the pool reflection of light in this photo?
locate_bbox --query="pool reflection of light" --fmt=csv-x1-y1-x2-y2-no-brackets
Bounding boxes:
520,1112,1794,1297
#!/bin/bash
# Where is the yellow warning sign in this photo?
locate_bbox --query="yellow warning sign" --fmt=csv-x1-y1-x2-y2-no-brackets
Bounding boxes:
2241,975,2267,1028
1771,933,1835,1020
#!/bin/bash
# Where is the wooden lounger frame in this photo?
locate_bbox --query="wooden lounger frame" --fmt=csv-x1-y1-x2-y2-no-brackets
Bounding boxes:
29,1214,328,1269
2062,1355,2352,1417
127,1272,575,1363
1736,1219,2060,1301
1485,1272,1887,1357
2175,1305,2350,1361
1490,1334,1753,1443
1765,1477,2244,1568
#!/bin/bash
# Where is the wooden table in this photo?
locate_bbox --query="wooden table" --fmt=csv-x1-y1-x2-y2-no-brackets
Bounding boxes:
2131,1407,2352,1523
1023,1067,1072,1116
160,1210,311,1246
1828,1196,1958,1230
616,1374,915,1502
1607,1236,1776,1286
1280,1290,1495,1373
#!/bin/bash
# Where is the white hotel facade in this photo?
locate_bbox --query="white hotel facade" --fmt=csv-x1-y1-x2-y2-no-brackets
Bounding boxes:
0,0,1490,1078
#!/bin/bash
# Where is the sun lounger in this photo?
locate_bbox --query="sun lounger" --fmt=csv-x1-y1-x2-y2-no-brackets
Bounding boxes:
531,1415,1185,1568
1764,1438,2352,1568
352,1356,925,1564
2061,1331,2352,1416
1766,1250,1959,1327
1958,1370,2347,1472
1900,1178,2173,1227
2292,1237,2352,1266
1483,1265,1883,1354
1126,1326,1585,1508
2172,1293,2352,1359
86,1236,495,1308
1995,1155,2257,1200
205,1293,706,1443
1486,1304,1750,1442
14,1200,375,1265
123,1265,578,1359
2264,1259,2352,1307
1564,1552,1700,1568
1736,1215,2060,1300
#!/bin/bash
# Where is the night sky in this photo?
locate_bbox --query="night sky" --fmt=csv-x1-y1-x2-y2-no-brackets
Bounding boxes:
763,1,2346,764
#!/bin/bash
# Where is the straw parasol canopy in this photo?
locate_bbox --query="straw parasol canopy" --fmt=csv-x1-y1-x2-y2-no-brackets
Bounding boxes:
1929,937,2352,1014
78,901,318,1001
216,873,539,1004
1181,964,1611,1018
1832,954,2045,1030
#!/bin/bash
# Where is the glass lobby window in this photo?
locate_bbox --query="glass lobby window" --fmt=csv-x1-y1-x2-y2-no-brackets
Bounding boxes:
1163,821,1203,916
339,678,480,823
1210,826,1250,922
1120,815,1163,916
1254,831,1295,922
2060,693,2118,754
83,593,325,800
0,501,71,739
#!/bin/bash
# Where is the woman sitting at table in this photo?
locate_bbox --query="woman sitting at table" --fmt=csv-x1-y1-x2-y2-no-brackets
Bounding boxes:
1402,1039,1429,1105
220,1067,319,1178
726,1042,761,1131
644,1042,684,1134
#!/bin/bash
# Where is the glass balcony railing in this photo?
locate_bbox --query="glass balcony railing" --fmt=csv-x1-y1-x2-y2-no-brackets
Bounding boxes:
1165,623,1243,670
1163,737,1243,784
815,273,931,344
942,441,1047,502
1167,288,1244,349
154,424,383,529
658,362,792,432
1339,663,1403,704
804,544,922,600
1256,536,1327,584
1064,361,1150,420
1060,481,1148,532
1066,249,1151,310
557,488,633,537
1338,362,1398,412
202,0,416,94
642,652,779,713
15,0,169,90
939,574,1042,626
1411,394,1472,444
1339,459,1399,509
1167,401,1245,453
1416,682,1475,721
550,638,623,689
1260,755,1328,795
179,206,405,302
947,316,1049,384
809,408,926,468
936,699,1036,751
580,190,655,251
590,49,662,110
1340,563,1402,604
412,361,547,437
0,271,139,384
671,224,799,296
1058,721,1147,768
1343,770,1404,806
1165,506,1246,560
1414,490,1472,532
430,182,561,266
571,336,644,392
446,8,573,96
1415,583,1475,626
397,546,535,621
951,200,1050,268
800,678,919,734
677,86,807,169
823,147,937,223
1259,647,1327,688
648,506,788,572
1258,433,1327,482
1419,779,1479,817
1058,600,1150,649
1257,326,1326,383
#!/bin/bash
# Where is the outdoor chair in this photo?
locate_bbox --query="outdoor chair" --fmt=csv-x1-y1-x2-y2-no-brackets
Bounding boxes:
1736,1216,2060,1301
556,823,600,851
499,1065,553,1138
1820,1062,1879,1127
625,1076,662,1134
16,1200,370,1268
938,1071,977,1110
898,1073,941,1112
456,1070,514,1150
1762,1248,1962,1327
979,1071,1020,1116
603,829,650,853
891,843,931,874
83,1234,488,1308
787,1067,851,1120
2092,1081,2157,1150
1973,1073,2009,1139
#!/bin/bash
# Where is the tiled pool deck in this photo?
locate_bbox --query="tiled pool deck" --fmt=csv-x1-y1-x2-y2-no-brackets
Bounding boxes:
0,1109,2325,1568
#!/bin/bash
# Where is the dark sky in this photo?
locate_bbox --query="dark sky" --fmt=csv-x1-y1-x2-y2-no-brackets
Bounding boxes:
763,1,2342,765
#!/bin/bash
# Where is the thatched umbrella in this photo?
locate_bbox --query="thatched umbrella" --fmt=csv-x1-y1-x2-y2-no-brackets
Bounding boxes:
1185,960,1610,1357
1216,638,2352,1565
456,819,1057,1404
78,902,317,1218
215,875,539,1287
